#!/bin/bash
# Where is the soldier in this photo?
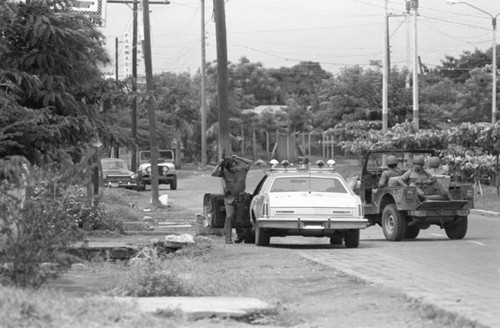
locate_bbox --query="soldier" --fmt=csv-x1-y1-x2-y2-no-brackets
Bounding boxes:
427,156,443,175
397,155,448,200
378,155,402,188
211,154,253,244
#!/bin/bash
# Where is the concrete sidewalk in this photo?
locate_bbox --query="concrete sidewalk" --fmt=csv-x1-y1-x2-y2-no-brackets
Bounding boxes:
115,296,274,320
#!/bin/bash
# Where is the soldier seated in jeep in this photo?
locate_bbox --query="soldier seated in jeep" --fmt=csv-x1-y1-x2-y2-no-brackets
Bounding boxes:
395,155,449,200
378,155,402,188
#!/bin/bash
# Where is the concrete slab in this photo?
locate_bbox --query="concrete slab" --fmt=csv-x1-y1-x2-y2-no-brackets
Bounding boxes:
116,296,274,320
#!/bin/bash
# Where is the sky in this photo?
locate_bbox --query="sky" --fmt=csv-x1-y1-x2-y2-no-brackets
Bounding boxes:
98,0,500,78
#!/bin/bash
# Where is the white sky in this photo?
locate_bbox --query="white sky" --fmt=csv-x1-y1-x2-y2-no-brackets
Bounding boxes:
99,0,500,77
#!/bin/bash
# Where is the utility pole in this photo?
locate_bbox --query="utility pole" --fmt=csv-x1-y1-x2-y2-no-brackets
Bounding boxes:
411,0,419,130
107,0,170,171
200,0,208,166
115,37,119,81
213,0,231,157
131,0,138,171
382,0,389,133
142,0,160,206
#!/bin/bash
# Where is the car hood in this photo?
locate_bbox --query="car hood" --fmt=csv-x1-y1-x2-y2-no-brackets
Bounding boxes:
103,168,134,176
269,192,359,208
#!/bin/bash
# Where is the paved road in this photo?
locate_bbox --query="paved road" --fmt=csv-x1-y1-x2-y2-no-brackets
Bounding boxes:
171,170,500,328
298,216,500,328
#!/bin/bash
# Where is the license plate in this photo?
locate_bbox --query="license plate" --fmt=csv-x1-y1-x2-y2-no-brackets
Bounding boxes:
110,183,119,188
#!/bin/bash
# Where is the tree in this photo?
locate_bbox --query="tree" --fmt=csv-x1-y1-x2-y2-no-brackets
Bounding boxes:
0,0,110,163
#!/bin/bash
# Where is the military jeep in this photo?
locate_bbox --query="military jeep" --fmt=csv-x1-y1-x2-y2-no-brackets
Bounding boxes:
357,149,474,241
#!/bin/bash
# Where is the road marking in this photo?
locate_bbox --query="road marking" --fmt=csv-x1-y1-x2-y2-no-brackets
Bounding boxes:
467,240,485,246
430,233,443,237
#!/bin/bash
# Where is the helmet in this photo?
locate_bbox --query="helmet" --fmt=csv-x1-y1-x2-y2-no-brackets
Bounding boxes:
429,156,441,168
412,155,425,166
386,155,398,166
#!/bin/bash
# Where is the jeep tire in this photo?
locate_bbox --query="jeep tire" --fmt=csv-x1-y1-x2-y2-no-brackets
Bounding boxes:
444,216,468,240
382,204,407,241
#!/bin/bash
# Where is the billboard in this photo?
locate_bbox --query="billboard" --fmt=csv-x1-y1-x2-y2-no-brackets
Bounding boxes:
70,0,107,26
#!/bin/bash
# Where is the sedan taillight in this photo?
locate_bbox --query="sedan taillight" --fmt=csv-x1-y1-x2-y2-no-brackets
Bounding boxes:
262,202,269,218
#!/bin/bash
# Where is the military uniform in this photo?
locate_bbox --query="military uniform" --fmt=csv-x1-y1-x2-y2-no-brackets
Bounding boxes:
378,167,403,187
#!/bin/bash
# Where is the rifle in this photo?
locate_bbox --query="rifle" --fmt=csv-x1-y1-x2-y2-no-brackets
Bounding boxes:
221,149,226,173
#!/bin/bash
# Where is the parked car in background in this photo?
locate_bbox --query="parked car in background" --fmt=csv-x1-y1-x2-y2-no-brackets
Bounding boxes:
100,158,137,189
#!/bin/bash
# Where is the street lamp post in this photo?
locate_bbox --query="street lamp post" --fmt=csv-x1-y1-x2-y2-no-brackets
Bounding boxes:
448,0,500,124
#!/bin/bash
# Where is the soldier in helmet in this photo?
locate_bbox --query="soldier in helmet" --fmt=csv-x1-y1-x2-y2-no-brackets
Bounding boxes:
427,156,443,175
397,155,448,199
378,155,402,188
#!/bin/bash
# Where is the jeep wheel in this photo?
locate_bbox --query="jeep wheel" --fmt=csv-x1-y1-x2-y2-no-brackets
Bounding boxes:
382,204,406,241
405,225,420,239
444,216,468,240
344,229,360,248
255,225,270,247
170,177,177,190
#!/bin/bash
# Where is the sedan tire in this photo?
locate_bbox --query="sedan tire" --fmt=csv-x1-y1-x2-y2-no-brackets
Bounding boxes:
255,225,270,247
344,229,360,248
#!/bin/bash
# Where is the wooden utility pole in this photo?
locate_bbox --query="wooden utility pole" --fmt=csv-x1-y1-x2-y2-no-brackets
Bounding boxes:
115,37,119,81
142,0,160,206
382,0,389,133
107,0,170,171
131,0,138,171
213,0,231,157
411,0,419,130
200,0,208,166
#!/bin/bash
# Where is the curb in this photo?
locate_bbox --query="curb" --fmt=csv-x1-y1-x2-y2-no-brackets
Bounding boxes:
471,209,500,218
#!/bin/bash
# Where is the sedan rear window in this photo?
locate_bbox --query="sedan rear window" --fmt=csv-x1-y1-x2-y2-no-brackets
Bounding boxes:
270,177,347,193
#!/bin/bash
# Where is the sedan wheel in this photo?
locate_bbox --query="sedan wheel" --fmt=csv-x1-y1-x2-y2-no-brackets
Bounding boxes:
255,225,270,247
344,229,360,248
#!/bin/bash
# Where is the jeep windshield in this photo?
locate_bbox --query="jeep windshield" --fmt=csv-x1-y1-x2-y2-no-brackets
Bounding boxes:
140,150,173,162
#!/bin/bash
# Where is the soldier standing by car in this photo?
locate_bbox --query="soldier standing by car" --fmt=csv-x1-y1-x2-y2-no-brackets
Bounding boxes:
211,154,253,244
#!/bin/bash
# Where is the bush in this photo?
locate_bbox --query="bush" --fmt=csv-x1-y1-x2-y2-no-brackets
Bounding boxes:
0,156,122,288
0,157,88,287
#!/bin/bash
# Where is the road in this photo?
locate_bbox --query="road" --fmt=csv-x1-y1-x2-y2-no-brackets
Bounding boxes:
169,169,500,328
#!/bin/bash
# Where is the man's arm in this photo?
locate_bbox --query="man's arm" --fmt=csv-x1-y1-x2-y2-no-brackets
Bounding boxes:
211,159,224,177
231,155,253,169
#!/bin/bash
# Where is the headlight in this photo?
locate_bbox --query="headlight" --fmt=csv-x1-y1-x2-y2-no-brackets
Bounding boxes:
130,173,137,179
162,166,169,174
146,167,151,173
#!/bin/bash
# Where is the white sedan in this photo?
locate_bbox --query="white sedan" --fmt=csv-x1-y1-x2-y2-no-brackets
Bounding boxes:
249,160,368,248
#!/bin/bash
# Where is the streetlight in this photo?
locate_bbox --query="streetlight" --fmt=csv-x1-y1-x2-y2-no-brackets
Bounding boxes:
448,0,500,124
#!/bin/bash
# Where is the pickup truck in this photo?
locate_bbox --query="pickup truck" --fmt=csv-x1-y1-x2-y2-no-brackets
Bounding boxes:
356,149,474,241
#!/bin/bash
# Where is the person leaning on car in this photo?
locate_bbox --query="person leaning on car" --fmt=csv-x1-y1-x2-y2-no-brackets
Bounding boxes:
211,155,253,244
378,155,402,188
